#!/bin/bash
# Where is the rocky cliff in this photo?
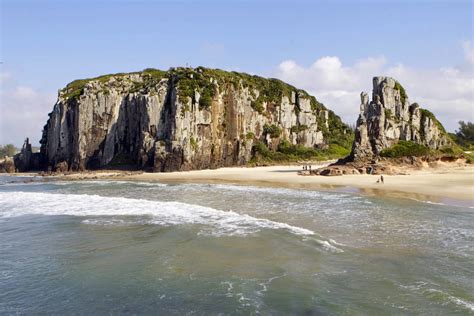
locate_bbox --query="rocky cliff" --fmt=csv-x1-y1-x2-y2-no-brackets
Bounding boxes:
40,67,352,172
349,76,453,160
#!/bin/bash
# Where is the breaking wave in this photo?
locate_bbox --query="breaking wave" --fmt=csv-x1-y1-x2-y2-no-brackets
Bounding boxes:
0,191,343,252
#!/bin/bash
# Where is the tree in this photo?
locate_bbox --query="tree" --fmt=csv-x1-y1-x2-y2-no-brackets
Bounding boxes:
0,144,17,158
456,121,474,142
451,121,474,150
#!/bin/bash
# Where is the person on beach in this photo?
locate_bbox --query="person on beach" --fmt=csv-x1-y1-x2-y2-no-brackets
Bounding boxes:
380,175,384,184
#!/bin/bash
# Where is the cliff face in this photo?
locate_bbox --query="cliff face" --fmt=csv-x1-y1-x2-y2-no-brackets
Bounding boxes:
350,77,453,160
40,67,351,172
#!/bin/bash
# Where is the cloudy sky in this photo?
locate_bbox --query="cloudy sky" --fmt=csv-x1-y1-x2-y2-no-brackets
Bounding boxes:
1,0,473,146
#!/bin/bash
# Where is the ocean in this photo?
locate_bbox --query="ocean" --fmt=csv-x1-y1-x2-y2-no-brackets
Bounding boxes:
0,175,473,315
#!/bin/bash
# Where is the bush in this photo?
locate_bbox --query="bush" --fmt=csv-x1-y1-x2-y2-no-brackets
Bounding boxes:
251,139,351,164
250,98,264,113
290,125,308,133
199,90,212,108
379,141,430,158
190,137,197,150
263,124,281,138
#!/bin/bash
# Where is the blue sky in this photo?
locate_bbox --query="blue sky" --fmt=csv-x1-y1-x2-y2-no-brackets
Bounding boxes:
1,0,473,145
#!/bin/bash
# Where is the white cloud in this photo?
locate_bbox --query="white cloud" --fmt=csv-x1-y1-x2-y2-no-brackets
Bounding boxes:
0,76,56,147
463,40,474,65
274,42,474,132
0,71,13,84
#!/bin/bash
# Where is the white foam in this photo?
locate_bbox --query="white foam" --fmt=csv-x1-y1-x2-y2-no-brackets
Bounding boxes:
181,183,353,201
59,180,168,187
400,282,474,312
0,191,316,238
425,289,474,312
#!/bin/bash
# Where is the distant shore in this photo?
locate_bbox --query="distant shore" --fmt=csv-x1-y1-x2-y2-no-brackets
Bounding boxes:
8,160,472,206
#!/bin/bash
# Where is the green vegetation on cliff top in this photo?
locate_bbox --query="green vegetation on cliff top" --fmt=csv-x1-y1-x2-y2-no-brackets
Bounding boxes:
60,66,327,111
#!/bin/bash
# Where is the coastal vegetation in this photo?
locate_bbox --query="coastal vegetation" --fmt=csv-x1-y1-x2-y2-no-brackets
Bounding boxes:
0,144,17,158
379,141,430,158
450,121,474,150
379,140,466,160
251,139,351,164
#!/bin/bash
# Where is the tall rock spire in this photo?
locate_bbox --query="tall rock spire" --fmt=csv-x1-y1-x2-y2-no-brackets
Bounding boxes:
349,77,452,161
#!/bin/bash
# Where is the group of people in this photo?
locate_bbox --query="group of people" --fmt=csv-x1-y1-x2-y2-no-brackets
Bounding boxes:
376,175,384,184
302,165,312,171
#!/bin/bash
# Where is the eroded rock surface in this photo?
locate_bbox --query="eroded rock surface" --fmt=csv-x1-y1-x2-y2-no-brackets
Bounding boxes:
40,67,351,172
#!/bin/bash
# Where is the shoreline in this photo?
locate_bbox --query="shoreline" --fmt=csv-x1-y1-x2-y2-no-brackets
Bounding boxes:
4,162,474,207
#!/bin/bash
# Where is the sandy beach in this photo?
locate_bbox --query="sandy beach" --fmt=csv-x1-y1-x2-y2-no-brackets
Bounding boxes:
46,162,474,206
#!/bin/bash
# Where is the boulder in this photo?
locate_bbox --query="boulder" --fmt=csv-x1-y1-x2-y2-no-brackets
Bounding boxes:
0,157,15,173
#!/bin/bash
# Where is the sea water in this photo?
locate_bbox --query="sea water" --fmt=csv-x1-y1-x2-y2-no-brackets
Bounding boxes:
0,175,473,314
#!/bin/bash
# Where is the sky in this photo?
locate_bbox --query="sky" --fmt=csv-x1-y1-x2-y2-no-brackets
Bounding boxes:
1,0,473,146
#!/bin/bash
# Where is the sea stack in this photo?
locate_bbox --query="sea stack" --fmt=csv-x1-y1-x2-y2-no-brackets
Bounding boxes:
349,76,453,161
313,76,456,176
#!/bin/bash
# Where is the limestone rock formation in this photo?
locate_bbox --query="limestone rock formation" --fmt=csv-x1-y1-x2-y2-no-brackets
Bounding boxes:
40,67,352,172
349,77,453,160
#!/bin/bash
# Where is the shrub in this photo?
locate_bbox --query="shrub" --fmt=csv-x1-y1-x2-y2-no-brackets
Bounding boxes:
250,98,264,113
246,132,255,140
379,141,430,158
190,137,197,150
290,125,308,133
199,90,212,108
263,124,281,138
394,81,407,105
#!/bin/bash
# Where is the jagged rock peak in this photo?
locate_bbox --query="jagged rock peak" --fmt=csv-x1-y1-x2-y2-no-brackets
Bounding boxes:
350,76,452,160
40,66,352,172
